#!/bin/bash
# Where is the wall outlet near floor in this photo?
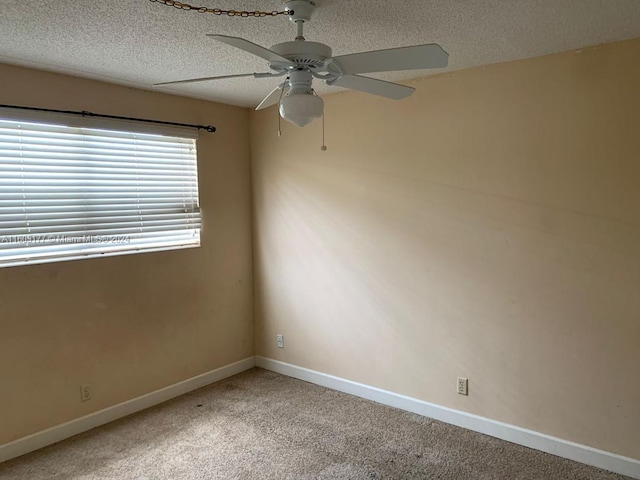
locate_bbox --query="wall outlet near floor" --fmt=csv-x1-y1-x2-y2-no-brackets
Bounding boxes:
276,334,285,348
457,377,468,396
80,384,92,402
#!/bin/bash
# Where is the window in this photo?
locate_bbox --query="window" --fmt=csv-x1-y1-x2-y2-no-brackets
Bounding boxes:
0,111,201,268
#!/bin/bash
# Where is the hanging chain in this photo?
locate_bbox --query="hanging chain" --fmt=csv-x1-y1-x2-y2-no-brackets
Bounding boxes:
149,0,292,18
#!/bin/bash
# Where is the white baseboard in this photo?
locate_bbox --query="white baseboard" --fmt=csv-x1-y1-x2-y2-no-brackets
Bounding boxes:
256,356,640,480
0,356,256,464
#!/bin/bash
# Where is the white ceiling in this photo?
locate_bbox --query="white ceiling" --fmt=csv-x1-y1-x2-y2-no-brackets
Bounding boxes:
1,0,640,108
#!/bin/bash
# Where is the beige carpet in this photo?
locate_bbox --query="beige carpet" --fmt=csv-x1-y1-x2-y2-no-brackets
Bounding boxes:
0,368,631,480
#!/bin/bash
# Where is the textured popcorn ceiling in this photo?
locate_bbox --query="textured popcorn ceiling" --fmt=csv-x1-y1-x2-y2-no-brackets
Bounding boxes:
1,0,640,108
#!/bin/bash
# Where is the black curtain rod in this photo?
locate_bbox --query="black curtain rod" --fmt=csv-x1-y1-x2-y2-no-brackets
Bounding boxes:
0,104,216,133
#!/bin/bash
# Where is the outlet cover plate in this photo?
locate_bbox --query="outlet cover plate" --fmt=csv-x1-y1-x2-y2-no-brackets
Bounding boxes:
457,377,468,396
81,384,92,402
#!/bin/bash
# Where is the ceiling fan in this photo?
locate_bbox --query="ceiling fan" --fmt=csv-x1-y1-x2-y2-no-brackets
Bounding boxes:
155,0,449,127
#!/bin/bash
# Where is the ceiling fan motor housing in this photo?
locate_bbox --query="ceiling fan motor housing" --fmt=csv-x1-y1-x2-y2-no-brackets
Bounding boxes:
269,41,332,71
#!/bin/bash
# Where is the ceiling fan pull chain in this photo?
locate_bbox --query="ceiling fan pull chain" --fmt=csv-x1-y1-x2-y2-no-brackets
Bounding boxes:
277,81,287,137
149,0,292,18
318,91,327,151
321,111,327,151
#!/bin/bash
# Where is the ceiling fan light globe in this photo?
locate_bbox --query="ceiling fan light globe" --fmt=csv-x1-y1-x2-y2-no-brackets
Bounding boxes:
279,93,324,128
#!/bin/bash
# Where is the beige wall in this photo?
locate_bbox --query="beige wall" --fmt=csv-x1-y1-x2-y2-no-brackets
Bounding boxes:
0,64,254,443
251,38,640,459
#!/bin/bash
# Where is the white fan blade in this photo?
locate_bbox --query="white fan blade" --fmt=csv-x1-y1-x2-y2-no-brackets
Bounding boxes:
207,35,295,66
328,75,415,100
154,73,272,86
256,83,288,110
332,44,448,75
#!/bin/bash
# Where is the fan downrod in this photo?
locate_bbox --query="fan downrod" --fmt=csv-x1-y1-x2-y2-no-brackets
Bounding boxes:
284,0,315,40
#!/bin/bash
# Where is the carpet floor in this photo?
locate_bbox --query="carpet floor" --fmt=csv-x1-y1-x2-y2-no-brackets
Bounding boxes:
0,368,632,480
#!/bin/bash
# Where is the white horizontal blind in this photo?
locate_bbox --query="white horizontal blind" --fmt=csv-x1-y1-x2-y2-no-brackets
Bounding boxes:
0,118,201,268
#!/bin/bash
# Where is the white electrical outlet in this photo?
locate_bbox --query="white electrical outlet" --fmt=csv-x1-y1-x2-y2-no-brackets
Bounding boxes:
276,334,284,348
81,384,92,402
457,377,468,396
